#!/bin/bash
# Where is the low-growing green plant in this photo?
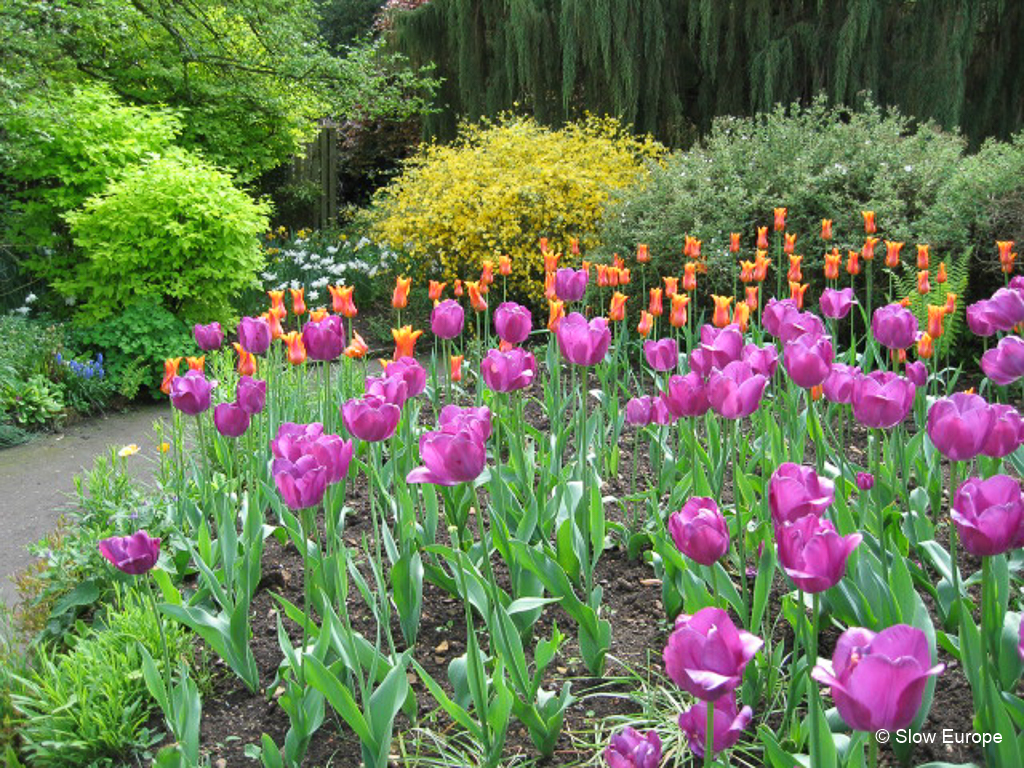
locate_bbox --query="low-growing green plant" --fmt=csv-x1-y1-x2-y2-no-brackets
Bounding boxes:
9,586,192,768
0,373,65,427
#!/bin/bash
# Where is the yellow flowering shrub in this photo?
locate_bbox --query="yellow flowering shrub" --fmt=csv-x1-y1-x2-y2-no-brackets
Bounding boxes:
372,115,663,304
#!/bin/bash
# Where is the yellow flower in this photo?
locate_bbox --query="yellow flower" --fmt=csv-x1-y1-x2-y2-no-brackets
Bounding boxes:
118,444,141,458
159,442,171,454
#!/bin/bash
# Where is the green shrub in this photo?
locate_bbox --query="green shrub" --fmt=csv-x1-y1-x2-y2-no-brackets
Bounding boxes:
598,96,968,299
9,586,191,768
61,148,271,324
0,374,64,428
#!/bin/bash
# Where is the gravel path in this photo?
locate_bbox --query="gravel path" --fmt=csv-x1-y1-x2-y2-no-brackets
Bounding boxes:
0,403,171,606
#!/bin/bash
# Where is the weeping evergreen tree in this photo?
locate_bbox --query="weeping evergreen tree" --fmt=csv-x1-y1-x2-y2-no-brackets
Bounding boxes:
390,0,1024,146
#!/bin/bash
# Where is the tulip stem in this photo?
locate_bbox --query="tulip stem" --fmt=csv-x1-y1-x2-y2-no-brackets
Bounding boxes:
733,419,749,625
869,731,879,768
705,694,715,768
145,575,176,723
872,429,889,590
948,460,962,629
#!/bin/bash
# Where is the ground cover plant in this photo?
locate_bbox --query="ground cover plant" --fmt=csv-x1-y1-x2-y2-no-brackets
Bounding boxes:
8,204,1024,768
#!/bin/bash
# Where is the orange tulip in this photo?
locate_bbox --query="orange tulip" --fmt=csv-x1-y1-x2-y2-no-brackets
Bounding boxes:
899,296,912,308
268,289,286,315
733,301,751,332
936,262,947,284
637,310,654,337
392,325,423,359
290,287,307,316
569,237,580,256
917,332,934,359
998,240,1015,261
757,226,769,249
392,275,411,309
787,254,802,283
683,263,697,292
596,264,609,287
945,292,958,314
916,245,930,270
327,285,349,316
232,343,256,376
846,250,861,276
1002,251,1017,274
663,275,679,297
811,384,824,401
547,299,565,332
669,294,690,328
729,233,741,252
927,304,946,338
824,249,841,280
637,243,650,263
790,281,809,309
538,237,549,253
499,254,512,275
687,237,702,260
821,219,833,240
862,236,879,261
608,292,628,322
282,331,306,366
783,232,797,255
711,295,733,328
450,354,464,382
917,269,930,294
739,260,756,283
160,357,182,395
745,285,759,311
753,252,772,282
618,267,631,286
467,281,487,313
309,307,329,322
607,266,620,288
544,250,561,273
453,279,464,297
649,287,664,317
891,348,908,365
773,207,787,232
613,254,625,270
480,260,494,286
186,355,205,373
696,258,708,275
884,240,903,268
545,271,557,300
344,331,369,359
428,280,446,301
581,260,591,276
862,210,876,234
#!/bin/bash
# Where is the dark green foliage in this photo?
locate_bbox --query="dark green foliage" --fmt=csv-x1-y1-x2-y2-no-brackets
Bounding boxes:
391,0,1024,148
318,0,388,51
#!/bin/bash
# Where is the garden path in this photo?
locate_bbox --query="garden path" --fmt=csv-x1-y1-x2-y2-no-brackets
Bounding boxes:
0,403,170,606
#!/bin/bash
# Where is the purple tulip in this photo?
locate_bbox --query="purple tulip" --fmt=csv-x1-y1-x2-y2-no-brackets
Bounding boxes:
213,401,250,437
812,625,944,732
556,312,611,367
990,287,1024,328
851,370,915,429
926,392,994,462
302,315,345,361
819,287,857,320
783,332,834,388
365,374,409,407
604,727,661,768
967,300,1000,337
494,302,532,345
951,475,1024,556
779,311,826,345
406,428,486,486
341,395,401,442
664,607,763,701
668,497,730,566
856,472,875,491
688,346,713,379
777,514,862,593
699,324,744,371
555,267,589,303
763,298,799,338
430,299,465,339
269,422,350,485
662,373,709,418
385,357,427,400
905,360,928,388
193,322,224,351
272,455,328,510
651,397,676,426
439,404,492,443
238,316,272,355
236,376,266,415
480,347,537,392
823,363,859,405
1012,276,1024,291
982,404,1024,458
769,463,835,526
98,530,161,575
170,370,213,415
643,338,678,372
271,422,325,460
1019,619,1024,663
677,693,753,759
707,361,767,419
626,396,655,426
871,304,919,350
308,433,354,484
741,343,779,378
981,335,1024,386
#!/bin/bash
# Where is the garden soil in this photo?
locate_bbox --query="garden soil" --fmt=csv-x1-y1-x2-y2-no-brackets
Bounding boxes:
0,402,171,606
